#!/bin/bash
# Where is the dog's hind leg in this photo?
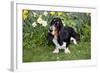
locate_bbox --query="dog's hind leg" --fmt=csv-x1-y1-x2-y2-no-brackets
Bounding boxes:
64,41,70,54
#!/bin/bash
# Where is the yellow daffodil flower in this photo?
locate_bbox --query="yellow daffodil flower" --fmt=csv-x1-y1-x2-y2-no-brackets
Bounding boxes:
50,11,55,15
58,12,63,16
22,10,29,20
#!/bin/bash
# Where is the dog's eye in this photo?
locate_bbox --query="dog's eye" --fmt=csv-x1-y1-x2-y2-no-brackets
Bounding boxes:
53,19,56,21
49,29,53,32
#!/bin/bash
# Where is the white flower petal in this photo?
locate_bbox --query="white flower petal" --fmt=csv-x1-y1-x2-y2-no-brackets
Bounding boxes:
32,22,37,27
42,21,47,27
37,16,43,24
43,12,48,16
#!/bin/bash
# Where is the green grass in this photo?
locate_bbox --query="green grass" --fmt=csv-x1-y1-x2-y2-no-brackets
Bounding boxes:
23,42,91,62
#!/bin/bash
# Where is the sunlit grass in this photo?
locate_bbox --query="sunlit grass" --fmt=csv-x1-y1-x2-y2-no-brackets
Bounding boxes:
23,42,91,62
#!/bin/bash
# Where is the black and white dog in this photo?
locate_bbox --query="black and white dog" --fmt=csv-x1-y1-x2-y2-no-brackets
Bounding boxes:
48,17,80,54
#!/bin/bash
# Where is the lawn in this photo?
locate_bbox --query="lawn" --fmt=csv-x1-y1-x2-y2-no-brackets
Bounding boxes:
23,42,91,62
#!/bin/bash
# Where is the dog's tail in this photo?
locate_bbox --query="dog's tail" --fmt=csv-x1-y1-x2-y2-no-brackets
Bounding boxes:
68,27,80,44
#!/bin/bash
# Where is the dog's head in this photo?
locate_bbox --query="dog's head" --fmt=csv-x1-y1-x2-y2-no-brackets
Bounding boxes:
49,17,63,36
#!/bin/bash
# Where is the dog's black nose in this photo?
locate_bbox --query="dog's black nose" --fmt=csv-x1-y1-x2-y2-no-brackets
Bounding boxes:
48,29,52,33
49,29,53,32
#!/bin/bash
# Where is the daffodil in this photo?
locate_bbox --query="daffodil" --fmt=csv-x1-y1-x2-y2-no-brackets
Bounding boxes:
33,12,37,17
58,12,63,16
50,11,55,15
32,22,37,27
23,10,29,20
23,15,28,20
37,15,43,24
42,21,47,27
23,10,28,15
43,11,48,16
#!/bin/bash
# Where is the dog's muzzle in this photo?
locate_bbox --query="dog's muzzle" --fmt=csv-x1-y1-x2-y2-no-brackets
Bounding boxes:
48,25,57,36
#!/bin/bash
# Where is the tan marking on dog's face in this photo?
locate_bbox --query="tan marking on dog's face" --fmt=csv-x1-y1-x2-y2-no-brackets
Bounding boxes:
51,25,58,36
51,25,56,35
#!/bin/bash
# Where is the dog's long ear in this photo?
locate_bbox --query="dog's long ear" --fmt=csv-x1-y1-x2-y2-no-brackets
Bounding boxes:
47,33,54,45
47,33,54,41
57,18,64,46
57,18,64,31
57,30,63,46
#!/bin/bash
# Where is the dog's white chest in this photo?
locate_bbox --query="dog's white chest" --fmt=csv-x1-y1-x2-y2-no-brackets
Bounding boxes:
53,36,66,49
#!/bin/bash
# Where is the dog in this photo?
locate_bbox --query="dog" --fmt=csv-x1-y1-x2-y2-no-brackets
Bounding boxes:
48,17,80,54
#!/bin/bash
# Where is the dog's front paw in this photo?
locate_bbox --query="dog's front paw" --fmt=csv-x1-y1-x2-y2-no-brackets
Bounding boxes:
53,49,59,54
64,48,70,54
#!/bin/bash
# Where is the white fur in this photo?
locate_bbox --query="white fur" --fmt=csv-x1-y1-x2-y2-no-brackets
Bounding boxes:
64,47,70,54
70,37,77,45
53,36,70,54
53,37,66,49
50,26,56,35
53,48,59,53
